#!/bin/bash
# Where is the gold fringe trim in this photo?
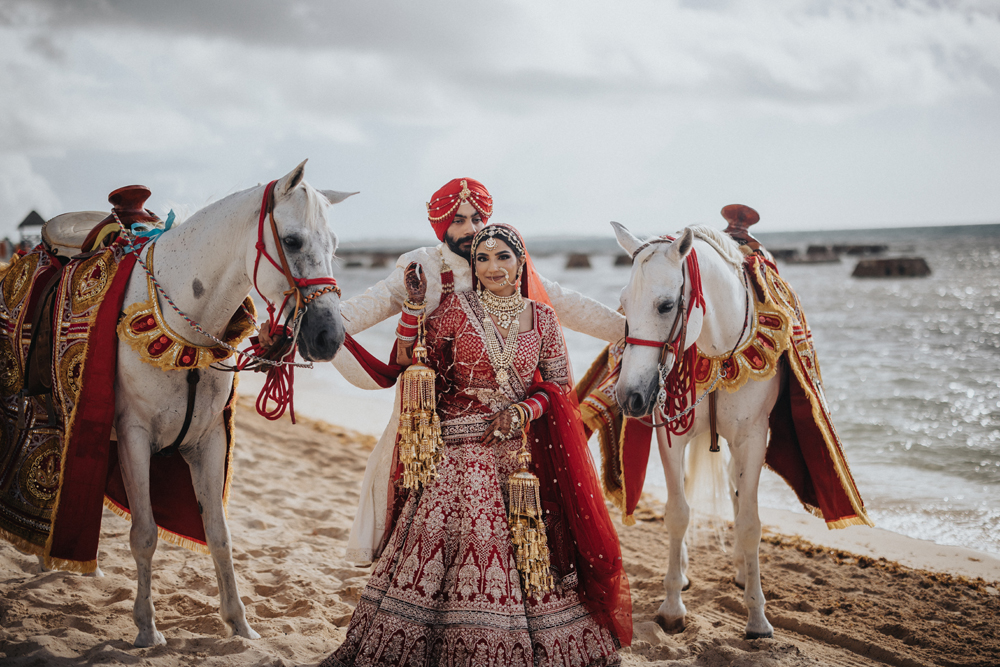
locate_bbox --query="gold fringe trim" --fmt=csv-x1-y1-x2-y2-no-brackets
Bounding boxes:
221,375,238,515
45,554,98,574
103,497,211,555
787,349,874,528
825,515,871,530
0,525,47,559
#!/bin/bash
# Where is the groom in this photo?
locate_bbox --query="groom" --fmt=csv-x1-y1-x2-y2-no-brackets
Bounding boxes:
333,177,624,388
334,176,625,564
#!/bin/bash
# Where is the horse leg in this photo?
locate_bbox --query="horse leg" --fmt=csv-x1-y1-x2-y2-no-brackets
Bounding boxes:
729,429,773,639
728,454,746,589
654,427,690,631
117,425,166,647
183,428,259,640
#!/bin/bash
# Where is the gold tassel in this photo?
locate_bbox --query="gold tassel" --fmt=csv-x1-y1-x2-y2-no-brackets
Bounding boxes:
507,426,554,596
397,317,444,490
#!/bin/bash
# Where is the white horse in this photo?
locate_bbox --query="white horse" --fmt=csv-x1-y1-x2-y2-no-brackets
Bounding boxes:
113,161,348,646
612,222,779,639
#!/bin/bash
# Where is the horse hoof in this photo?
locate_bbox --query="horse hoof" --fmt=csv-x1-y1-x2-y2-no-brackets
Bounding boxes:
134,630,166,647
85,566,105,578
733,576,745,590
682,578,691,592
229,621,261,640
746,629,774,640
654,613,685,634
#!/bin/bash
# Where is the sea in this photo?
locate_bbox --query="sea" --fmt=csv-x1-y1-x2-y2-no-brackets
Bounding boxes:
262,224,1000,557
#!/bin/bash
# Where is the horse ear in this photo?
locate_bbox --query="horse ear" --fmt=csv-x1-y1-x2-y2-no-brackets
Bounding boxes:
276,159,308,197
667,227,695,263
611,221,643,257
320,190,359,205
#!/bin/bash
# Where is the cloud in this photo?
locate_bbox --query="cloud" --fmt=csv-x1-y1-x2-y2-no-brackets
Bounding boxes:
0,0,997,237
0,154,62,236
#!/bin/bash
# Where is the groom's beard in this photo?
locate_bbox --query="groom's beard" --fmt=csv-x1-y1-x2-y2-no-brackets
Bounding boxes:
445,233,476,262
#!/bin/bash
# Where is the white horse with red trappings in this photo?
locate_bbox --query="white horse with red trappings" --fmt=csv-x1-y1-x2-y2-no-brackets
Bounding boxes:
115,161,349,647
612,222,779,639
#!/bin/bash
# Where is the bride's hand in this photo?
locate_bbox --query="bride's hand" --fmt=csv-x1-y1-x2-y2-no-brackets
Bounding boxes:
483,408,519,448
404,262,427,304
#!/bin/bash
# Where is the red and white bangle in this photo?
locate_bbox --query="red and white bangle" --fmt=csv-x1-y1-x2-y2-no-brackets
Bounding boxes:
518,390,550,422
397,295,426,344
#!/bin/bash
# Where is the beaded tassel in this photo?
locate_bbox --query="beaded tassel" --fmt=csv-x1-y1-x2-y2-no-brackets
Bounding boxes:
507,435,554,596
397,317,444,489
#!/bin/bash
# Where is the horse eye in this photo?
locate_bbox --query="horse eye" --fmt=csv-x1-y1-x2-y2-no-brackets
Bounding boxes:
657,301,674,315
283,235,303,251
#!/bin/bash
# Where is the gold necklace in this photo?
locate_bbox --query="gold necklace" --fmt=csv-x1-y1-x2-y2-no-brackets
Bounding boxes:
478,287,526,330
477,292,520,385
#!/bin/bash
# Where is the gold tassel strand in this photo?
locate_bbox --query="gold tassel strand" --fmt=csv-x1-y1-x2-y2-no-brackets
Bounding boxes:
397,316,444,490
507,413,554,596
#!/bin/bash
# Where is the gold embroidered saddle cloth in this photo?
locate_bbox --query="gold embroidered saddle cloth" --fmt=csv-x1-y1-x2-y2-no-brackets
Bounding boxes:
0,241,252,572
576,250,873,530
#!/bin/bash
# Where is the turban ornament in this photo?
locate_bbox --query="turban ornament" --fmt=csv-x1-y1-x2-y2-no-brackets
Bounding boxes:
426,178,493,241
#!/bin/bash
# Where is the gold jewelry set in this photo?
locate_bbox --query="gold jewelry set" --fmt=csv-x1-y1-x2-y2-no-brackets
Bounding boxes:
478,286,526,330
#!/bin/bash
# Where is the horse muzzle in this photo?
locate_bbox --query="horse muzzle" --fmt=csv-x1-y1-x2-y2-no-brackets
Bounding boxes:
616,370,660,418
297,298,345,362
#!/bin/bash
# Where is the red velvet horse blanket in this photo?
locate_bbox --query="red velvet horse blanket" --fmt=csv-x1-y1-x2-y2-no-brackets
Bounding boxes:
0,242,235,572
576,251,872,530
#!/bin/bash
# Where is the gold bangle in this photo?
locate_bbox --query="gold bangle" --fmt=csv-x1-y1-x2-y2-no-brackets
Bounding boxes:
510,404,528,435
403,299,426,312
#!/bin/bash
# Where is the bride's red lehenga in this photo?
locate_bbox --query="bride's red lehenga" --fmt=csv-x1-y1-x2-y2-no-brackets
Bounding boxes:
322,288,630,667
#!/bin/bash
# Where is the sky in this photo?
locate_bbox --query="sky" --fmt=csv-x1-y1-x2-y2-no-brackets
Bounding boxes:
1,0,999,241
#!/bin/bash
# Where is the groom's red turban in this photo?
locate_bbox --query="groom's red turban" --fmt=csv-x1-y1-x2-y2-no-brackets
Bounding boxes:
426,178,493,241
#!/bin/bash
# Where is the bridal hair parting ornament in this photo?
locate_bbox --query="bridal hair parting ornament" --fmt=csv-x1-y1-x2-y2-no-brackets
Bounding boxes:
507,403,554,596
396,315,444,489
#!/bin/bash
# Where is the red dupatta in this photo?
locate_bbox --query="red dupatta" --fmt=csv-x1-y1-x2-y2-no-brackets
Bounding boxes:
528,380,633,646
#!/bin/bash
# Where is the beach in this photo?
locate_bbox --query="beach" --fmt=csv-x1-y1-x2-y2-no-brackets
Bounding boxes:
2,396,997,667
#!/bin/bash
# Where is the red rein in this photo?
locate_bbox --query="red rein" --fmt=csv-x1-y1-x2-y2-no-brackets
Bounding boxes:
242,180,340,423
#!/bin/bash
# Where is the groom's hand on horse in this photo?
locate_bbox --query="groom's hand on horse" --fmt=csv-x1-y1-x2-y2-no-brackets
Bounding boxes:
404,262,427,304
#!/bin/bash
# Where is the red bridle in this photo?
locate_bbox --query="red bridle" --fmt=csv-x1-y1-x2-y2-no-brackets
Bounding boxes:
245,180,342,424
623,239,705,364
252,180,341,335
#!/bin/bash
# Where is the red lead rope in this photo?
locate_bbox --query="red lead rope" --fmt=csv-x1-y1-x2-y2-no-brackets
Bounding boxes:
243,180,340,423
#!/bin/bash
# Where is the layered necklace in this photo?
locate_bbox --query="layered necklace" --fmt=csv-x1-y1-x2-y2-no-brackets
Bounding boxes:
479,287,526,329
478,288,526,385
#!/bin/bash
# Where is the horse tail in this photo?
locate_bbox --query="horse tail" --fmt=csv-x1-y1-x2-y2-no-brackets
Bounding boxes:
685,431,732,548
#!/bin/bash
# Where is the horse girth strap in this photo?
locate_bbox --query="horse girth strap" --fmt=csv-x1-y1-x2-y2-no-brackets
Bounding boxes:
709,390,720,453
155,368,200,458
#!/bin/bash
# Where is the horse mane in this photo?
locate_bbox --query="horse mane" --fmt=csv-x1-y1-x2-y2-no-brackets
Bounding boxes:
686,225,744,270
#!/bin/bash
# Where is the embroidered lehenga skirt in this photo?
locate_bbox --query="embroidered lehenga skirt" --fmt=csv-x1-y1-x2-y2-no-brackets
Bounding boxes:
322,430,621,667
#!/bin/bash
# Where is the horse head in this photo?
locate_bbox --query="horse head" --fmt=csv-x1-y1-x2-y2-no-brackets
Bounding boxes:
252,161,353,362
612,222,704,418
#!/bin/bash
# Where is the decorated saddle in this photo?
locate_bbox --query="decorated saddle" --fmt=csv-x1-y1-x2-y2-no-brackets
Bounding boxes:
0,193,253,573
577,246,872,530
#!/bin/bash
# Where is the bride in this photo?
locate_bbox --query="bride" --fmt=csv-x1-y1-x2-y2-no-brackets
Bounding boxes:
320,223,630,667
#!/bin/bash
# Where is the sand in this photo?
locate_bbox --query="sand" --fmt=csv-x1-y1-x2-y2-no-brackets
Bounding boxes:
2,397,998,667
